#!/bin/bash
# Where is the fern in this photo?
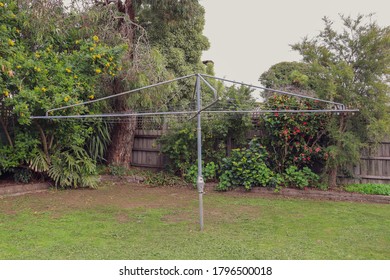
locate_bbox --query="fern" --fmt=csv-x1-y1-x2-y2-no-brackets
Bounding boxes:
29,149,50,172
48,145,98,188
86,121,111,162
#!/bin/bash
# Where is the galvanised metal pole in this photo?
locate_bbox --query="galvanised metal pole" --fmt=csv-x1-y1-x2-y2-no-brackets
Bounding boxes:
196,74,205,231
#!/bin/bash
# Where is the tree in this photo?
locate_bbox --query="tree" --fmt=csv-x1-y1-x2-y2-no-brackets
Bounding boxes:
261,15,390,187
0,0,125,186
82,0,210,167
259,61,317,99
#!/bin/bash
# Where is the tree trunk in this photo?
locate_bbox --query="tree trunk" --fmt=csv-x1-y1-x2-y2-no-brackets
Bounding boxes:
106,89,137,167
327,114,346,189
106,116,136,167
34,121,50,161
106,0,137,167
328,166,338,189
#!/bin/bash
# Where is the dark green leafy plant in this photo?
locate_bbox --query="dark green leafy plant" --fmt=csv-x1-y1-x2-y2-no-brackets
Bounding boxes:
344,184,390,196
184,161,217,186
48,145,98,189
108,164,128,177
262,95,329,173
283,165,320,189
159,123,197,176
13,168,33,183
217,139,274,191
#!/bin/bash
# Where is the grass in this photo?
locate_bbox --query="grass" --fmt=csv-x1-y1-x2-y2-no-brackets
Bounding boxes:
344,183,390,196
0,182,389,260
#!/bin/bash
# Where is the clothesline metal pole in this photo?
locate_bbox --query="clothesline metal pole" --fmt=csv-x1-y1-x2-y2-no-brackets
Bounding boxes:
196,74,205,231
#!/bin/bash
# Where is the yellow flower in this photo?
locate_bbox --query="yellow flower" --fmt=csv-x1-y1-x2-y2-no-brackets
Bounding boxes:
88,95,95,100
95,68,101,74
109,57,113,62
34,66,41,72
73,75,78,79
64,97,69,102
35,52,41,59
92,35,99,42
75,40,80,44
89,47,95,52
8,39,15,46
41,87,47,92
0,2,4,7
16,65,22,69
3,90,9,97
65,68,72,73
105,62,110,67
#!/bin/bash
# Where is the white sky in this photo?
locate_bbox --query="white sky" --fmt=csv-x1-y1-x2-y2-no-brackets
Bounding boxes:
200,0,390,86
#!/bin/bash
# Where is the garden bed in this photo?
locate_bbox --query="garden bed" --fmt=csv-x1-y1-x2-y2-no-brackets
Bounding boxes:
1,176,389,204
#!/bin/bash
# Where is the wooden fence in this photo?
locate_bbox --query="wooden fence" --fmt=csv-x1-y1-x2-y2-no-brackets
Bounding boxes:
131,125,390,185
131,129,166,169
338,141,390,184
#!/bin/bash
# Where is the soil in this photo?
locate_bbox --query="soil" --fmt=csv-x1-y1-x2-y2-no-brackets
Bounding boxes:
0,175,389,206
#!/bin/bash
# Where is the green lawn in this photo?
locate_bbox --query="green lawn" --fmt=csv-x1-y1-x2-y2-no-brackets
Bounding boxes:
0,183,389,259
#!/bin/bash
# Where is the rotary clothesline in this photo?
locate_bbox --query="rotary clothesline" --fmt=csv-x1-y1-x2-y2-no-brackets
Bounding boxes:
30,73,359,231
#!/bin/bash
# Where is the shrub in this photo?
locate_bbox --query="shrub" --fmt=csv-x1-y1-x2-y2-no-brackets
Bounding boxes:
217,139,274,191
283,165,320,189
262,95,329,173
108,164,128,177
13,168,33,183
184,161,217,186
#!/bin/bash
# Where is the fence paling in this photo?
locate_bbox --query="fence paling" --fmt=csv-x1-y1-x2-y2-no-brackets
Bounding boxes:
338,141,390,184
132,129,165,168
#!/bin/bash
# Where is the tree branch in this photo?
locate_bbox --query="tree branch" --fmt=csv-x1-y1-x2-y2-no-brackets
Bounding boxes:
0,118,13,147
34,121,50,161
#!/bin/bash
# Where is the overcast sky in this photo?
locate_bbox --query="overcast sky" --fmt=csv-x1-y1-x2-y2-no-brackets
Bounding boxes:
200,0,390,86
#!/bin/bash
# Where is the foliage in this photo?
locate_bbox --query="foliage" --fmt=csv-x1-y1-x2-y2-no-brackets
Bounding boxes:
0,0,125,187
260,61,312,91
217,139,274,191
143,171,185,187
160,83,254,176
138,0,210,78
344,184,390,196
108,164,128,177
262,94,330,173
160,122,197,176
184,161,217,186
283,165,320,189
48,145,98,189
13,168,33,183
290,15,390,186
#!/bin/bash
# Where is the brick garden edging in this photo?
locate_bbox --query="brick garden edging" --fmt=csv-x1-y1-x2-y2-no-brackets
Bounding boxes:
0,183,50,197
